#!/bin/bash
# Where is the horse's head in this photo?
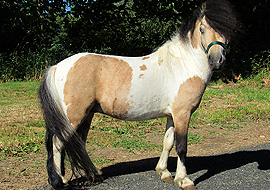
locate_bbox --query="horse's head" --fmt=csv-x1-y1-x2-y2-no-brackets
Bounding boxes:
187,0,237,70
196,16,229,69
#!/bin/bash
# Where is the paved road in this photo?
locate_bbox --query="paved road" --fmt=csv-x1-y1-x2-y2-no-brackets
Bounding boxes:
36,143,270,190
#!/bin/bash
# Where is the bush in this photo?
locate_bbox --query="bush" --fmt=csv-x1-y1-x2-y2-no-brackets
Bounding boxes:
0,48,73,82
250,50,270,75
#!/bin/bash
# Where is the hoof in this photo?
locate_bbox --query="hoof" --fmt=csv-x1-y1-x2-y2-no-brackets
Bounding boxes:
183,185,197,190
96,168,103,175
161,175,174,183
156,168,174,183
62,176,69,184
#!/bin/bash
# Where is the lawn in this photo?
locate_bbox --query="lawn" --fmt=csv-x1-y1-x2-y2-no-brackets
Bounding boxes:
0,77,269,157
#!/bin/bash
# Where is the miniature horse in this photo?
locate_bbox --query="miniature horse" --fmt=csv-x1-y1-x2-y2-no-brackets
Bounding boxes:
39,0,237,189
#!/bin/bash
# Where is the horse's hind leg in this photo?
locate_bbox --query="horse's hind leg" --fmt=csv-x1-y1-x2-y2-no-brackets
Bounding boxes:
77,113,93,144
46,130,68,188
155,117,175,183
53,136,67,180
76,112,102,176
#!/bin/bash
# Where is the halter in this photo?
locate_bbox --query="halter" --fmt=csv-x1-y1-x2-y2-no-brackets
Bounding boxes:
201,40,228,54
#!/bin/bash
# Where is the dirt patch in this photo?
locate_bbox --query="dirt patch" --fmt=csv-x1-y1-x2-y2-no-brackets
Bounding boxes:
0,153,47,189
188,121,270,157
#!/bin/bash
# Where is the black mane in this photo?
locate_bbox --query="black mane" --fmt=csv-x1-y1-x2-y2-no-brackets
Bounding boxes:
179,0,237,42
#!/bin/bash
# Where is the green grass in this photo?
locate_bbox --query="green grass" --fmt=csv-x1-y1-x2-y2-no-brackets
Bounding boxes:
93,156,112,166
190,78,270,128
0,81,40,105
88,118,163,152
188,133,204,144
0,125,44,155
112,138,159,152
0,75,269,156
0,81,44,156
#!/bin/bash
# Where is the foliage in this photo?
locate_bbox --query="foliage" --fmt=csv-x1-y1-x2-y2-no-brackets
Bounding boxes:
250,50,270,75
62,0,195,56
224,0,270,78
0,0,71,81
0,0,269,81
0,0,67,53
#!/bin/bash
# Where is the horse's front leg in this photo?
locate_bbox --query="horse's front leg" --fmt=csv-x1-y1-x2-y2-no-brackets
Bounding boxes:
155,117,175,183
174,112,196,190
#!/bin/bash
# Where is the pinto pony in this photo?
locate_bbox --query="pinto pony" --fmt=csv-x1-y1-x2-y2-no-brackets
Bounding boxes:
39,0,237,189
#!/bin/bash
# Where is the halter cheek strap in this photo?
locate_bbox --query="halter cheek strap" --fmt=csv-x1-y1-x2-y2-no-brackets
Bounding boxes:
201,41,228,54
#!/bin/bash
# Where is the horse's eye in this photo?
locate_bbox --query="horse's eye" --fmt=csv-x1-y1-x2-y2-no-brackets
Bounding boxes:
200,28,204,34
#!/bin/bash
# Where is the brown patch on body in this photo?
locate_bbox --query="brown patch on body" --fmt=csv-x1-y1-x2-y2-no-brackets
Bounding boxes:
142,56,150,60
158,59,163,66
172,76,206,135
64,54,133,127
139,74,144,78
191,20,201,49
95,57,133,119
140,64,147,71
164,112,172,117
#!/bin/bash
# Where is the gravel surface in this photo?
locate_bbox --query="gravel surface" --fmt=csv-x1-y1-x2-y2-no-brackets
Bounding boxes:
36,143,270,190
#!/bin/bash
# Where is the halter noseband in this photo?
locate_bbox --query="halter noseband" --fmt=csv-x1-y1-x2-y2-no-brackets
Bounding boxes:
201,41,228,54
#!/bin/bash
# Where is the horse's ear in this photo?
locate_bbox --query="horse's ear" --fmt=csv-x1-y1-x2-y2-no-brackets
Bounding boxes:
201,2,206,13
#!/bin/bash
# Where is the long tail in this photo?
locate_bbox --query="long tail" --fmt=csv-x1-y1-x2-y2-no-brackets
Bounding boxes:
38,66,101,188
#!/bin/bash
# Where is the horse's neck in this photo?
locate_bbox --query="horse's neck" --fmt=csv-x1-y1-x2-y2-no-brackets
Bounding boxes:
156,39,212,84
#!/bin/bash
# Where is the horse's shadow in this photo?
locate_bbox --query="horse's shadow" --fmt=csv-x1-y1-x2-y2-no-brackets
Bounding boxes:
101,148,270,185
64,146,270,189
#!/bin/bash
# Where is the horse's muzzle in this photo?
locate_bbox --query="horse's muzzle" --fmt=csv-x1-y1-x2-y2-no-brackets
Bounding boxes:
208,53,225,70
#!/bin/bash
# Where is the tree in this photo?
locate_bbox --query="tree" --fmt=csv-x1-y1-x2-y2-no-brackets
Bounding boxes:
0,0,269,81
63,0,198,56
0,0,67,53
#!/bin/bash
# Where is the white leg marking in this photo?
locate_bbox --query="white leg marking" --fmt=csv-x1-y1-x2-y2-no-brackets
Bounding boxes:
174,157,194,188
156,123,174,183
53,136,68,184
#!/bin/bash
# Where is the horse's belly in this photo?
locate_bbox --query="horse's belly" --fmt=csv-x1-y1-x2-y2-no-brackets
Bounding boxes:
96,95,167,121
125,108,166,121
123,94,170,121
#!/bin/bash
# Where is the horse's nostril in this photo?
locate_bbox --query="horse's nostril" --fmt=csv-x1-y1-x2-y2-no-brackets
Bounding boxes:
219,56,223,63
219,56,225,64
